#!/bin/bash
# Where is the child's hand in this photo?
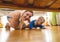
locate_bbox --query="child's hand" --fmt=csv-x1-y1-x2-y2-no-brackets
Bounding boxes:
32,28,35,30
37,27,41,30
24,20,29,26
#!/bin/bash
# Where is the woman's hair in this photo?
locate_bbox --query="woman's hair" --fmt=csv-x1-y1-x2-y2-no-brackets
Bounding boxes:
24,10,33,14
22,10,33,16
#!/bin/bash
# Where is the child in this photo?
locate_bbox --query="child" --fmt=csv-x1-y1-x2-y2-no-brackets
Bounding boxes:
30,16,45,29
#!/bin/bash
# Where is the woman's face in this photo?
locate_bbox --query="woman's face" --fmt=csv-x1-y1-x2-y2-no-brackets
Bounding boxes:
23,11,33,20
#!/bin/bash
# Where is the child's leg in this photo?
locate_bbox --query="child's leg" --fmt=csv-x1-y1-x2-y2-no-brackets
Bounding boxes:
39,25,45,29
40,27,45,29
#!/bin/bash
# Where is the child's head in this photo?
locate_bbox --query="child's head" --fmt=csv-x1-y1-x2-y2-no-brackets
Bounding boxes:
36,16,45,25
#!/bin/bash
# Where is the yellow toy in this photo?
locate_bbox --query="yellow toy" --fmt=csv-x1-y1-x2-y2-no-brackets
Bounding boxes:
0,17,3,28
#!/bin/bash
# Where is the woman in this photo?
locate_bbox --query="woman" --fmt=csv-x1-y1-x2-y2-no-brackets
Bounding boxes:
5,10,33,30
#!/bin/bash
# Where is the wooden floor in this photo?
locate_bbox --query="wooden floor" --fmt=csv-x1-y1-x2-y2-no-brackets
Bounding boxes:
0,26,60,42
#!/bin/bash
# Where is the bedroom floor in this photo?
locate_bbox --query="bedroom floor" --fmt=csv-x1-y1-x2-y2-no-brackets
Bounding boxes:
0,26,60,42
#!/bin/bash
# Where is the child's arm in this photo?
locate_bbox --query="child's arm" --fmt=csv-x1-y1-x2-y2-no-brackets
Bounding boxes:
30,21,35,29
